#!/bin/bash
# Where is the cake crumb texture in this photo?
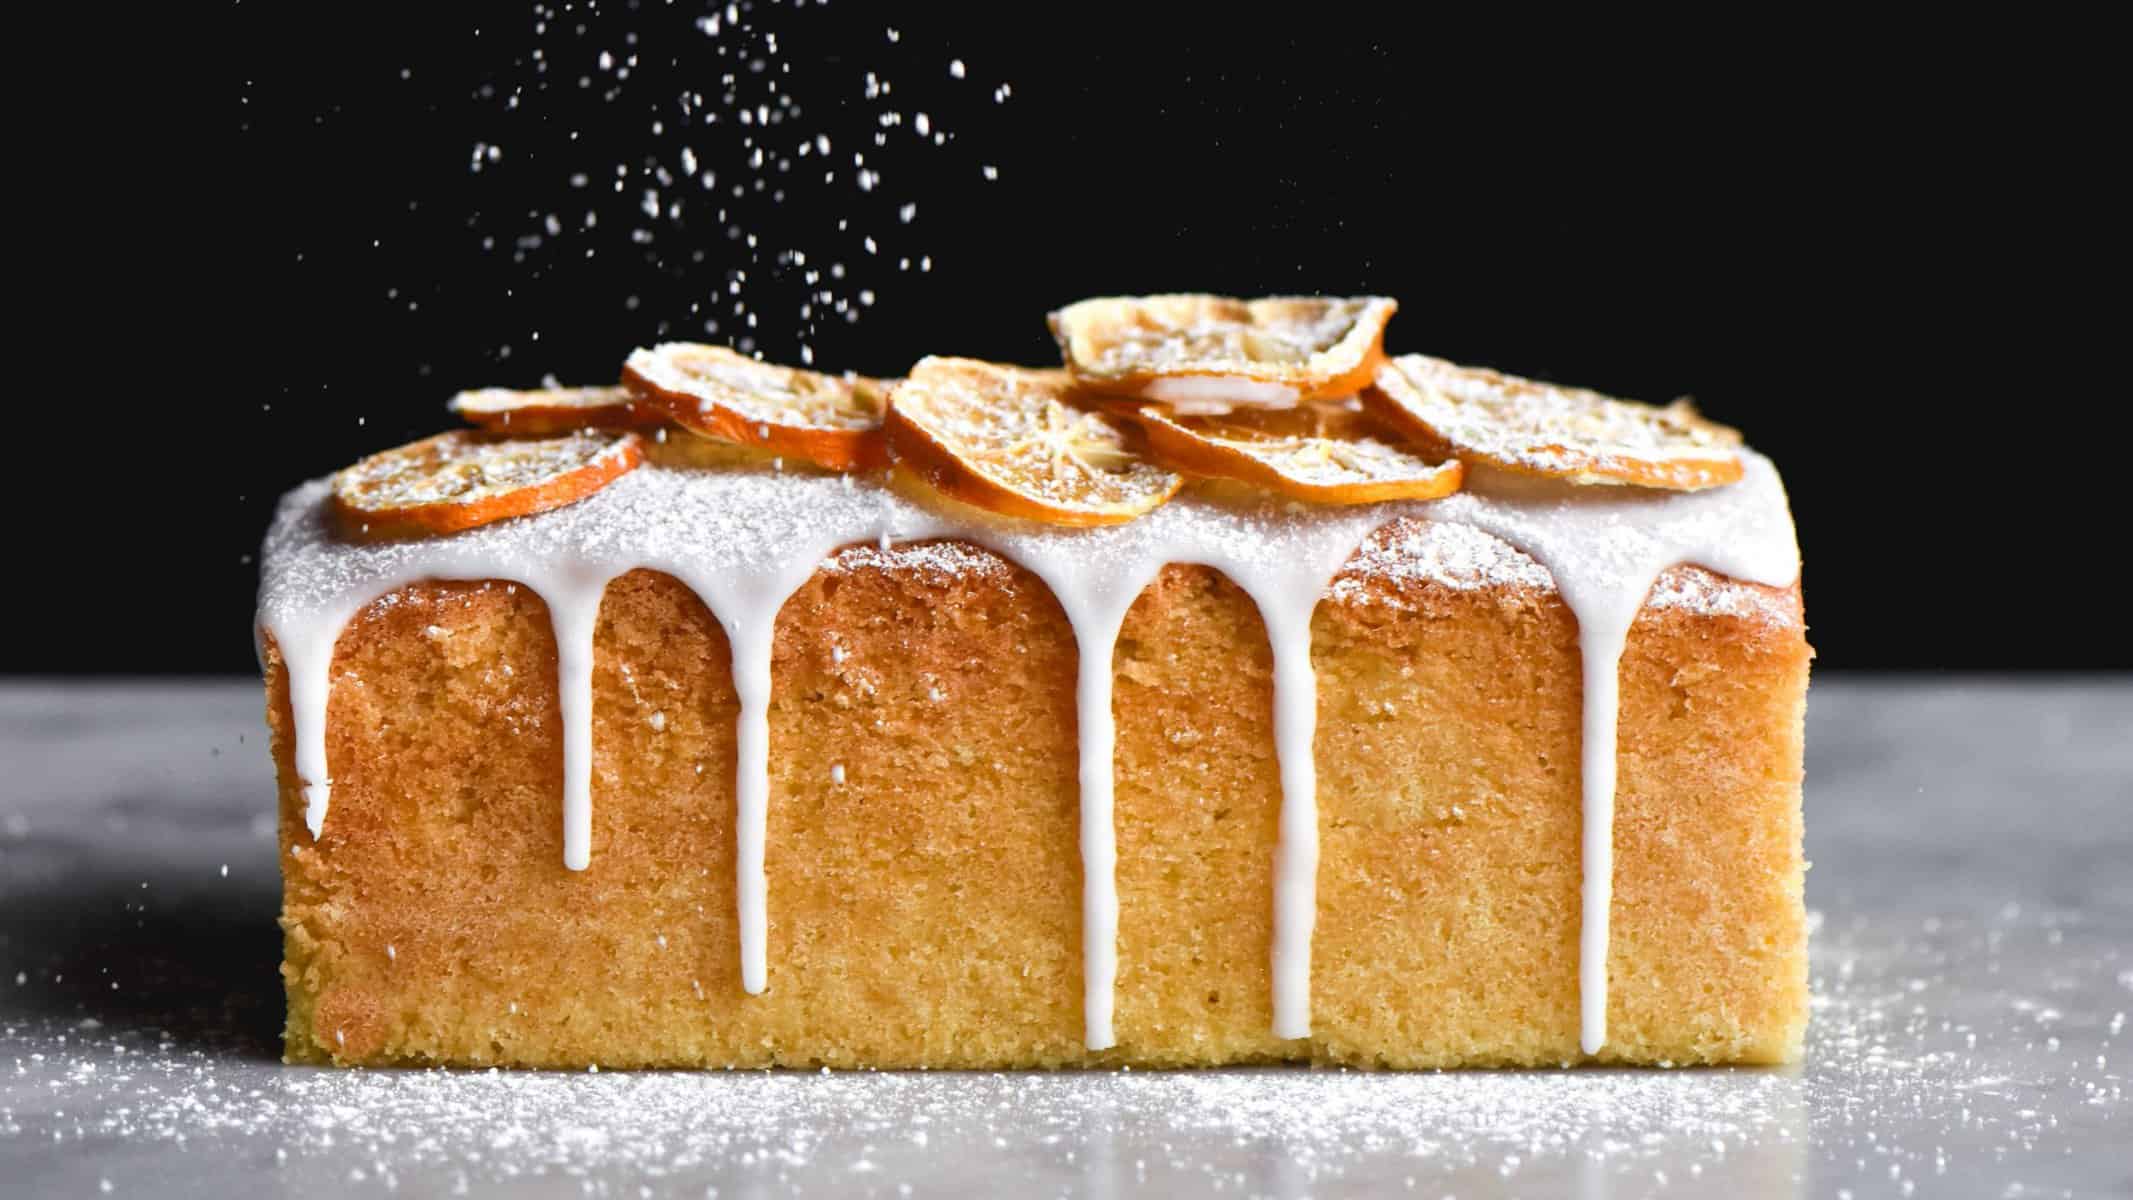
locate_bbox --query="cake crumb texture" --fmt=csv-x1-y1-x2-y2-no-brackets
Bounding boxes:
267,521,1808,1068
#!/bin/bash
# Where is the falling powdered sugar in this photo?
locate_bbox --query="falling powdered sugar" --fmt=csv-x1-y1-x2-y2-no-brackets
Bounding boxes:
453,4,1006,367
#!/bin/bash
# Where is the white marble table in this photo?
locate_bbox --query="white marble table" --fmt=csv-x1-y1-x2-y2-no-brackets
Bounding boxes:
2,679,2127,1198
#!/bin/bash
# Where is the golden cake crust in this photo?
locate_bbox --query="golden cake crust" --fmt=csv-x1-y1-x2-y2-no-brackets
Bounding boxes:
267,523,1808,1069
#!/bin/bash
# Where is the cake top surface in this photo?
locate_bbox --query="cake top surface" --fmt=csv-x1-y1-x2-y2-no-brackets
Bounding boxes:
260,450,1800,634
298,290,1775,558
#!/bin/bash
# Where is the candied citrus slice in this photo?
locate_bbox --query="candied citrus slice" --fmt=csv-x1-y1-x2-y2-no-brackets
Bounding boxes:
622,342,889,471
1127,397,1463,504
885,357,1182,526
448,384,661,434
640,429,793,471
330,430,643,539
1364,354,1745,490
1048,294,1396,411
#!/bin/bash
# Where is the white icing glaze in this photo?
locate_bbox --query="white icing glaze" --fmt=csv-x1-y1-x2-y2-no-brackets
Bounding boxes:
547,575,612,872
258,453,1798,1054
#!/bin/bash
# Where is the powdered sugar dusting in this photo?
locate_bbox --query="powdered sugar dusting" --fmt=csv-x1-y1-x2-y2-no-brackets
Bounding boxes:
8,680,2125,1193
1330,521,1792,623
6,899,2121,1196
818,539,1016,585
1331,517,1557,601
264,458,1798,632
1645,564,1798,622
451,4,1005,367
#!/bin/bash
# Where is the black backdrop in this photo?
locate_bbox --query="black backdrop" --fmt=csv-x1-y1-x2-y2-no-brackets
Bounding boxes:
26,5,2123,673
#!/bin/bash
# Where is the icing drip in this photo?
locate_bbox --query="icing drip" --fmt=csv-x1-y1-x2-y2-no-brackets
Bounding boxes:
727,611,776,994
1059,594,1145,1052
1072,612,1127,1052
1577,630,1627,1054
258,454,1798,1053
281,595,367,840
1258,601,1322,1041
547,575,612,872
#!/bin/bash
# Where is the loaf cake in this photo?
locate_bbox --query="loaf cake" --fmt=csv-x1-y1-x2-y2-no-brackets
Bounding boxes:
259,295,1809,1069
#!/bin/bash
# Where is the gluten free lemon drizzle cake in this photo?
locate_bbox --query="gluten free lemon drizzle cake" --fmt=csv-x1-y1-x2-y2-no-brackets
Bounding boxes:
259,296,1808,1068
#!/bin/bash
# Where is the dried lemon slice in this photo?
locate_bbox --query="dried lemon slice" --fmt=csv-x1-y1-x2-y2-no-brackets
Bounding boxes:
331,430,643,539
622,342,890,471
1364,354,1744,490
448,385,660,434
1127,397,1463,505
1048,294,1396,412
885,357,1182,526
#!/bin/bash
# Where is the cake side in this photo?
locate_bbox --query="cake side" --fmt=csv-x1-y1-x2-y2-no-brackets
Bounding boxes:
1110,565,1289,1064
1610,570,1811,1064
1312,536,1810,1066
764,546,1087,1067
272,572,759,1067
1310,523,1588,1066
269,522,1808,1068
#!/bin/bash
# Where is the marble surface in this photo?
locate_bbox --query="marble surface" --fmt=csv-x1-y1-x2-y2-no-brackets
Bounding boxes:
1,678,2127,1198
